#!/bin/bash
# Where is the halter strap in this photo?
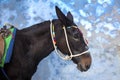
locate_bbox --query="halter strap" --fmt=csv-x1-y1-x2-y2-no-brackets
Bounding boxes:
50,21,89,60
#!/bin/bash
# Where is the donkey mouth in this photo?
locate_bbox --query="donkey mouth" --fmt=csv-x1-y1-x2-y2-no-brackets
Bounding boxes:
77,63,91,72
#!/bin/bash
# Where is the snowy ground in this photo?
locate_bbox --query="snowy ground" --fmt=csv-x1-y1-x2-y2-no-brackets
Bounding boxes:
0,0,120,80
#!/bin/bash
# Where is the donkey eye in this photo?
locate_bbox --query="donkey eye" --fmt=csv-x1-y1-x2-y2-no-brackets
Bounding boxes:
73,33,80,39
71,28,80,39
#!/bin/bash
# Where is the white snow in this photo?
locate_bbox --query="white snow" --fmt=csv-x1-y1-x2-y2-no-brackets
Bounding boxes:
0,0,120,80
98,0,113,5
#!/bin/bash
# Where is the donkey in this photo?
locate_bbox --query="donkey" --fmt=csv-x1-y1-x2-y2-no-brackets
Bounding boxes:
1,6,91,80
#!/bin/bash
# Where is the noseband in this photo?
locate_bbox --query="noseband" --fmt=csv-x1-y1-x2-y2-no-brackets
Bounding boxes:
50,21,89,60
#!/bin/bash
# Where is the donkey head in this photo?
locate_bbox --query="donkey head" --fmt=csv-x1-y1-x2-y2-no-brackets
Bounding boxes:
55,6,92,72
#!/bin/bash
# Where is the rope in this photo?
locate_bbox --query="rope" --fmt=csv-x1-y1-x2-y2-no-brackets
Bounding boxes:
50,21,89,60
50,21,70,60
62,26,73,60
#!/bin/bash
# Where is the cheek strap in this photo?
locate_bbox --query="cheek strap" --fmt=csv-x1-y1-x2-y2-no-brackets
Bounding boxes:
50,21,89,60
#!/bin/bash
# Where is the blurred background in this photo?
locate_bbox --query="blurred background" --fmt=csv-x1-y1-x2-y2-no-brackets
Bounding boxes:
0,0,120,80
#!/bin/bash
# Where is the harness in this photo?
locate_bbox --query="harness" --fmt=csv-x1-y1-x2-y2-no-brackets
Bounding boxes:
50,21,89,60
0,24,16,80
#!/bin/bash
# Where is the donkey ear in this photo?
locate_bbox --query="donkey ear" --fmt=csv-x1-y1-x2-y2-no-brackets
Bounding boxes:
55,6,69,26
67,12,73,22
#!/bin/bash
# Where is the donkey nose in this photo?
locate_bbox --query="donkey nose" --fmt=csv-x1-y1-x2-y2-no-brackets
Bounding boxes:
77,63,90,72
85,64,90,70
82,64,90,71
76,52,92,72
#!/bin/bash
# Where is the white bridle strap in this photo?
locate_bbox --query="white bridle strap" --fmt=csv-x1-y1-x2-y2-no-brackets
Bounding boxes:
62,26,89,59
50,21,70,60
50,21,89,60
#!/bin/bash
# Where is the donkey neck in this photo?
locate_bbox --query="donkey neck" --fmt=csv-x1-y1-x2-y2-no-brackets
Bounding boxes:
19,21,56,63
4,21,58,80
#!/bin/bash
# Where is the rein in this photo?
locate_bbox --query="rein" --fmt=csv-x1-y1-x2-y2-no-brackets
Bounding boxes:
50,21,89,60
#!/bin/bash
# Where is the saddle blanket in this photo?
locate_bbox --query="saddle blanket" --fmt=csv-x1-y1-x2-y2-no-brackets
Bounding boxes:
0,28,16,67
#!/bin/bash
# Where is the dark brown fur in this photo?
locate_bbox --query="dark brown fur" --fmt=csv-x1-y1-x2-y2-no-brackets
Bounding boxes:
1,6,91,80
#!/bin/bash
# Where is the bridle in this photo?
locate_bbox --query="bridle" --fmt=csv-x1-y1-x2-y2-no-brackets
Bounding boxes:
50,21,89,60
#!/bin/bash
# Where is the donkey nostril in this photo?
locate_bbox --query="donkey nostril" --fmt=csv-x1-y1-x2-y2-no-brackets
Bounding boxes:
86,64,90,69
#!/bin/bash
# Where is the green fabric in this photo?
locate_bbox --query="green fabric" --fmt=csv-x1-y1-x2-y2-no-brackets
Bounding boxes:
0,28,14,67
